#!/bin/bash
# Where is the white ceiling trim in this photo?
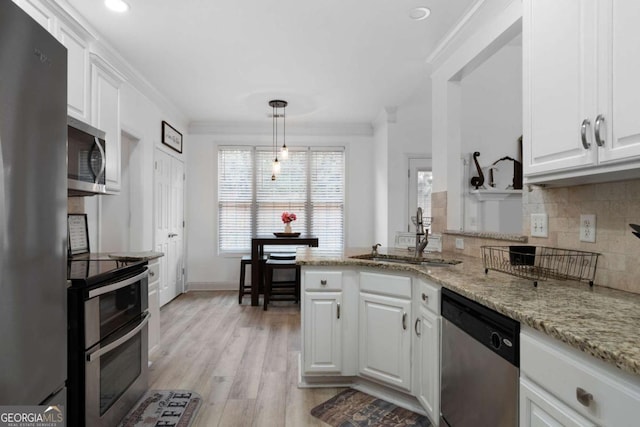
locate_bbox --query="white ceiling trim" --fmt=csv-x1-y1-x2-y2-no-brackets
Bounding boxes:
189,120,373,137
426,0,487,66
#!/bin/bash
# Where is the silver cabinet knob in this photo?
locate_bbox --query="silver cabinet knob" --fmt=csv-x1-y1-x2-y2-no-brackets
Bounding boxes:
320,280,327,286
422,293,428,302
576,387,593,407
149,271,155,277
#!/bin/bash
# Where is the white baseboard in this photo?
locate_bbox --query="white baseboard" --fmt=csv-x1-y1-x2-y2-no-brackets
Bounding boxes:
186,282,236,291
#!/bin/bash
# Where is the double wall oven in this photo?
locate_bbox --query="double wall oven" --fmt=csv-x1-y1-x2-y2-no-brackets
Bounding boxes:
67,258,149,426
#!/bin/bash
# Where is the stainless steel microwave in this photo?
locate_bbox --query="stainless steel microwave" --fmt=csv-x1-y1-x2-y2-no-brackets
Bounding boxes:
67,116,107,196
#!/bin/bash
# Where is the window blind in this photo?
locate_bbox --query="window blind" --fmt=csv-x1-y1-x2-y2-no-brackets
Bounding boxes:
218,146,345,253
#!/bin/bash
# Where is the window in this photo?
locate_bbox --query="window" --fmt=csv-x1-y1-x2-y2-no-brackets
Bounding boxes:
218,146,345,253
408,157,432,231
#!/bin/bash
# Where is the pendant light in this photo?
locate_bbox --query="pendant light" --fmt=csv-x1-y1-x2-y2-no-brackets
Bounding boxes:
269,100,288,181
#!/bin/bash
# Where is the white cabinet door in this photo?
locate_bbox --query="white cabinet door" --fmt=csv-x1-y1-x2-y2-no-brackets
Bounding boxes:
523,0,598,177
597,0,640,164
359,292,411,391
91,54,123,193
147,259,161,350
520,378,597,427
58,20,90,122
417,307,440,425
303,291,342,374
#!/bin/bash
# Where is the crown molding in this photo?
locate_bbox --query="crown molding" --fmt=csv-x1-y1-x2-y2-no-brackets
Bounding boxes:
189,121,373,137
426,0,487,66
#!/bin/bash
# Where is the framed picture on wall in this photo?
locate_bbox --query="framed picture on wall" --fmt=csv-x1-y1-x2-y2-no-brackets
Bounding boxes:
162,120,183,153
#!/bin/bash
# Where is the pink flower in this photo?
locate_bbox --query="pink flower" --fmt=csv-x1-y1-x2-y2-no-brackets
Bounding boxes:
281,212,297,223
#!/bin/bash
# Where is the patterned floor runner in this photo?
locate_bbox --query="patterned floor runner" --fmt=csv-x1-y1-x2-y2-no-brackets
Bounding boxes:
311,389,431,427
119,390,202,427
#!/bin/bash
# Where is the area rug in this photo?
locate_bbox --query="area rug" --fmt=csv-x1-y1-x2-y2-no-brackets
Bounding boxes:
119,390,202,427
311,389,431,427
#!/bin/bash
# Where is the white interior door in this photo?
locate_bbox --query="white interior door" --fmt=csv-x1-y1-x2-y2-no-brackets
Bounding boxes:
155,148,184,307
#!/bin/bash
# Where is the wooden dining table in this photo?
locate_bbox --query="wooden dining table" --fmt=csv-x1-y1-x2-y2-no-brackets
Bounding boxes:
250,235,319,306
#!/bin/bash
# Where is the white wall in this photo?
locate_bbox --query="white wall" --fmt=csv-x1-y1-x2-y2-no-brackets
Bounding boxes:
387,85,432,243
185,127,374,288
461,42,522,232
430,0,523,231
373,115,389,246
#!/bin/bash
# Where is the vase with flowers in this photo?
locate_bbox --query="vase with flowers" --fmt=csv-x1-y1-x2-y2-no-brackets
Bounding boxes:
281,211,297,233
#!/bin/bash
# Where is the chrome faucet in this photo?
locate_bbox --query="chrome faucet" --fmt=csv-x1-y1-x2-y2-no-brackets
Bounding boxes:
372,243,381,256
415,207,428,256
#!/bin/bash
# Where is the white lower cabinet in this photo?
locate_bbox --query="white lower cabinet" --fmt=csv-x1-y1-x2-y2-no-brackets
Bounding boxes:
520,377,596,427
147,258,161,350
303,291,342,374
416,306,440,424
520,327,640,427
358,291,412,392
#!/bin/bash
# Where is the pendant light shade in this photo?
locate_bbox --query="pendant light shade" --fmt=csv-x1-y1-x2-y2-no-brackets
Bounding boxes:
269,100,288,180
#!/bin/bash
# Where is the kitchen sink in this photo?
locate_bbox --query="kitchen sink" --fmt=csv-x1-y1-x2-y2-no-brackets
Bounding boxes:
350,253,461,267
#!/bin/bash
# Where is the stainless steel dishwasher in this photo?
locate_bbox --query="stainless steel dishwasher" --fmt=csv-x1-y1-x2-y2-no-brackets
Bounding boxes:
440,288,520,427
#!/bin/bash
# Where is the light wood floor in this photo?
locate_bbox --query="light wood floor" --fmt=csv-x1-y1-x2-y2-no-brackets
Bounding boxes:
149,291,342,427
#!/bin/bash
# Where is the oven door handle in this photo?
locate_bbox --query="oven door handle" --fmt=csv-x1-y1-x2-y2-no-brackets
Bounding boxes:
88,269,148,298
86,312,150,362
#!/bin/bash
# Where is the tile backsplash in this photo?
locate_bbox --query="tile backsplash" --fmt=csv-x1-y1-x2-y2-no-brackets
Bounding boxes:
436,179,640,294
524,179,640,294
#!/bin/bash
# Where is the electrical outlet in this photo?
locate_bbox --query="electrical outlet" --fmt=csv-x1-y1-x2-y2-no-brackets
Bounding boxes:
580,214,596,243
531,213,548,238
455,238,464,250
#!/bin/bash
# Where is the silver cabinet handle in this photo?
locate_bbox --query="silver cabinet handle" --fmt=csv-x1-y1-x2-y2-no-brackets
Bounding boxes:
168,233,178,238
414,318,421,336
320,279,327,286
595,114,605,147
422,293,428,303
402,312,407,330
576,387,593,407
581,119,592,149
337,302,340,319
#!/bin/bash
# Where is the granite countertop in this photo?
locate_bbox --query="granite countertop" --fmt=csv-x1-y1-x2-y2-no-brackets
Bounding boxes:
107,251,164,261
297,246,640,377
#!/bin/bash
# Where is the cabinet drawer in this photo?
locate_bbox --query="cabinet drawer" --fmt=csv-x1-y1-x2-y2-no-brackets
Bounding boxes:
360,272,411,299
521,329,640,426
416,278,440,314
304,270,343,291
148,260,160,286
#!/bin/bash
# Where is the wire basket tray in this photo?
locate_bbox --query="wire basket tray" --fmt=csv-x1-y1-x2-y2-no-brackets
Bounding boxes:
481,246,600,287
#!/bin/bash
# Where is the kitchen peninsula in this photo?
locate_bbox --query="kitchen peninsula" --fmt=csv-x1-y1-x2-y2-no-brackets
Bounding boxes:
297,246,640,426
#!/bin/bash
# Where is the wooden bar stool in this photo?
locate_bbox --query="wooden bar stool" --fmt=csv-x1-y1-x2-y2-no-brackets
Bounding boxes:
238,255,266,304
263,254,300,311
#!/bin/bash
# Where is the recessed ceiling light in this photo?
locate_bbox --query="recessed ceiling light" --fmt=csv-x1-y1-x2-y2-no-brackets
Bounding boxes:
409,7,431,21
105,0,130,13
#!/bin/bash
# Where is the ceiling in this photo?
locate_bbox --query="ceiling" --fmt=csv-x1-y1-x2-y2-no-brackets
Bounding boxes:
65,0,477,124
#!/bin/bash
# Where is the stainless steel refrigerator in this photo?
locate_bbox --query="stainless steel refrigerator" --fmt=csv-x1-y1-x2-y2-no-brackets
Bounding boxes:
0,0,68,408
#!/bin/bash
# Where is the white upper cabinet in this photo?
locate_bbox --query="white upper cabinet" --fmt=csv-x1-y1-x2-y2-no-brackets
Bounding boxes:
58,19,91,122
524,0,640,185
596,0,640,164
91,54,124,193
